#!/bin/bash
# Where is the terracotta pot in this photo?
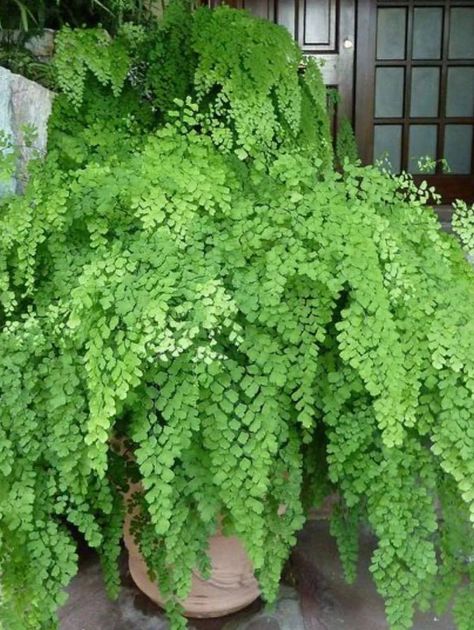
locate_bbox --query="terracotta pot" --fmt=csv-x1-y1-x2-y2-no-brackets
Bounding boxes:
123,486,260,618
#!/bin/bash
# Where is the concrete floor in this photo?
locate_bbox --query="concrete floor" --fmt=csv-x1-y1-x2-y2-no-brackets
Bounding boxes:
59,519,455,630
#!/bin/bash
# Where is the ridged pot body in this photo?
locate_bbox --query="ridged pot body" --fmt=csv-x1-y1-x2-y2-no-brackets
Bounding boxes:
123,504,260,618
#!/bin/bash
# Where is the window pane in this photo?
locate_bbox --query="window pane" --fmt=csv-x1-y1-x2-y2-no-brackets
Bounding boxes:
444,125,473,174
374,125,402,172
409,125,437,173
377,8,407,60
375,67,405,117
446,67,474,117
410,67,440,117
413,8,443,59
449,8,474,59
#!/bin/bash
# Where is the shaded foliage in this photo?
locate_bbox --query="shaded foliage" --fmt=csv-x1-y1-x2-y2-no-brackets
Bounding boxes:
0,0,156,32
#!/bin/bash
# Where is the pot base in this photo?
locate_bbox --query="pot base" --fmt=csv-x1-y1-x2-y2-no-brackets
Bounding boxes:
125,531,260,618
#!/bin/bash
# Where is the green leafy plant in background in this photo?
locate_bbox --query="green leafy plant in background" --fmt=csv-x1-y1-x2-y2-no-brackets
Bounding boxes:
0,3,473,629
0,0,160,83
0,44,55,86
0,0,158,31
0,26,56,88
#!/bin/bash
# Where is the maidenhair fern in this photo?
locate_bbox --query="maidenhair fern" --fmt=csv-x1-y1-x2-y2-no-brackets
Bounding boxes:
0,3,473,629
453,200,474,254
335,116,359,168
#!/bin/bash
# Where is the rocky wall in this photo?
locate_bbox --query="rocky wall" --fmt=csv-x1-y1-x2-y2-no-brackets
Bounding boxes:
0,65,53,196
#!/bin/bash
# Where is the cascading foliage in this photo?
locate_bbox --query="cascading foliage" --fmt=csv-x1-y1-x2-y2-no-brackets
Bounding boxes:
0,3,473,629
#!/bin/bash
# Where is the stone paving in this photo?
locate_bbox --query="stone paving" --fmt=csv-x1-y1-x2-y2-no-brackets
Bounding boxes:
59,519,455,630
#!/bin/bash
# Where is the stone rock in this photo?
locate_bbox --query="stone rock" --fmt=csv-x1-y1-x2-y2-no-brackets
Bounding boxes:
0,65,53,196
222,586,305,630
24,29,55,60
0,66,15,197
0,29,55,61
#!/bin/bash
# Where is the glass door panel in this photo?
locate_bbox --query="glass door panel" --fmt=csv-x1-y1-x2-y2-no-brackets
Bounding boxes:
376,8,407,59
409,125,438,173
446,67,474,116
375,67,405,117
410,67,440,117
356,0,474,202
444,125,473,174
412,7,443,59
374,125,403,171
449,8,474,59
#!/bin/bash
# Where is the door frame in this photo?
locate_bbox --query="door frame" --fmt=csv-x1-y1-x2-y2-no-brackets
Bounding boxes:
354,0,376,165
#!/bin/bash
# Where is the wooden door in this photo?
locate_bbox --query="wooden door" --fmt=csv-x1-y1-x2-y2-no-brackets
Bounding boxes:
209,0,356,123
356,0,474,202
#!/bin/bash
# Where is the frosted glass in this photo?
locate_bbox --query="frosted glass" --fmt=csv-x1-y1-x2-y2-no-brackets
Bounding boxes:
409,125,437,173
410,67,440,117
444,125,473,174
446,67,474,117
413,8,443,59
377,8,407,60
375,67,405,117
374,125,402,172
449,8,474,59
